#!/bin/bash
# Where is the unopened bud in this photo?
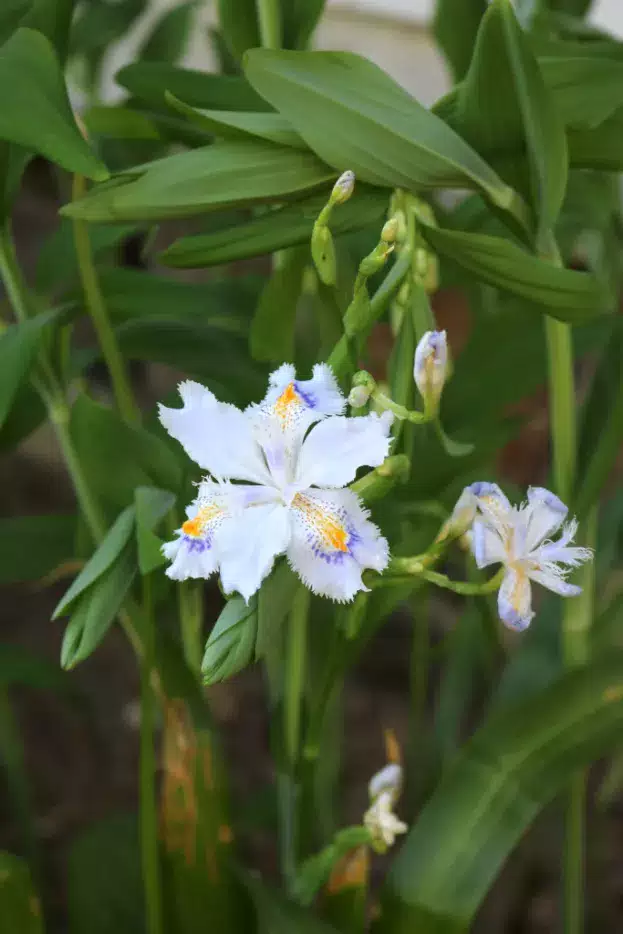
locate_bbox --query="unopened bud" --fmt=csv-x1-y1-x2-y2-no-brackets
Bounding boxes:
414,247,429,278
348,384,372,408
413,330,448,412
311,223,336,286
331,170,355,205
381,217,399,244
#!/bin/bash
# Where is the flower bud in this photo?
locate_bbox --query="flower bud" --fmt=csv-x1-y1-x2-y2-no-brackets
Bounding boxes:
331,170,355,205
413,329,448,412
348,384,372,408
311,223,336,286
381,217,399,244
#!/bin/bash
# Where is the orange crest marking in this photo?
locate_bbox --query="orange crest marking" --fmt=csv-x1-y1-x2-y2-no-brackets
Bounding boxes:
182,503,222,538
273,381,302,426
293,494,349,553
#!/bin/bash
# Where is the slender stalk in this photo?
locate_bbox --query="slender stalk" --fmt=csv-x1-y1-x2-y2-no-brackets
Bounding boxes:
285,587,309,769
0,222,32,320
139,576,163,934
543,243,587,934
48,396,107,541
562,508,597,934
0,689,38,874
178,580,204,675
545,318,576,501
281,585,309,887
71,174,140,425
407,593,429,811
256,0,281,48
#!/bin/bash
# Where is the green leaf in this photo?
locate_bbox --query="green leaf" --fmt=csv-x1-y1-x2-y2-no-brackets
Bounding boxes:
433,0,487,81
0,0,30,45
380,654,623,932
539,55,623,130
0,642,79,697
250,246,307,362
244,49,518,215
36,220,138,293
83,105,161,142
112,321,267,404
282,0,326,50
0,383,46,452
0,310,60,430
165,94,305,148
22,0,76,63
67,815,143,934
61,139,335,223
60,548,136,669
202,596,258,684
217,0,259,61
0,514,76,584
420,222,610,323
443,0,568,246
69,393,182,511
567,108,623,171
292,827,371,907
134,486,175,574
0,142,30,221
244,872,340,934
159,186,387,269
138,0,196,63
90,267,257,333
53,506,135,619
116,62,271,111
0,29,107,180
575,322,623,516
0,851,44,934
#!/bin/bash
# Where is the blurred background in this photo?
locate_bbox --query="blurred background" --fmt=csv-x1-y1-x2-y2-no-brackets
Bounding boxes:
2,2,623,932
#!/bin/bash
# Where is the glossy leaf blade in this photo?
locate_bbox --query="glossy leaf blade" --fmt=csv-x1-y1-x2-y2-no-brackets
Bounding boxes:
53,505,135,618
446,0,567,244
0,852,43,934
244,49,516,210
433,0,487,81
116,62,271,111
61,140,335,222
0,29,107,180
0,310,59,429
421,223,610,322
0,515,76,584
165,94,306,148
380,654,623,932
159,187,387,268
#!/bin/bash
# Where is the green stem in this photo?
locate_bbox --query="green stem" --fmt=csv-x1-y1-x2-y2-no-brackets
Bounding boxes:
285,587,309,768
562,508,597,934
0,218,145,665
281,585,309,888
178,580,204,675
407,592,429,810
545,318,576,501
48,395,107,541
542,241,585,934
71,174,140,425
256,0,281,48
0,222,32,320
139,575,163,934
0,689,38,875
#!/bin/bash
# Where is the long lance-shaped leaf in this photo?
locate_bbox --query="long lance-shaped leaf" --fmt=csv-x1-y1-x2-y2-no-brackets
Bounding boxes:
378,654,623,933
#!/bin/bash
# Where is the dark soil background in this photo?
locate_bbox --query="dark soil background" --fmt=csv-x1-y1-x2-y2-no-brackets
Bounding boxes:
1,162,621,934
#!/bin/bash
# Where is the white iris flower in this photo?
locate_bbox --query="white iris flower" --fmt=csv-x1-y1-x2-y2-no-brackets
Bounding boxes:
463,482,592,631
159,364,393,603
363,763,407,852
